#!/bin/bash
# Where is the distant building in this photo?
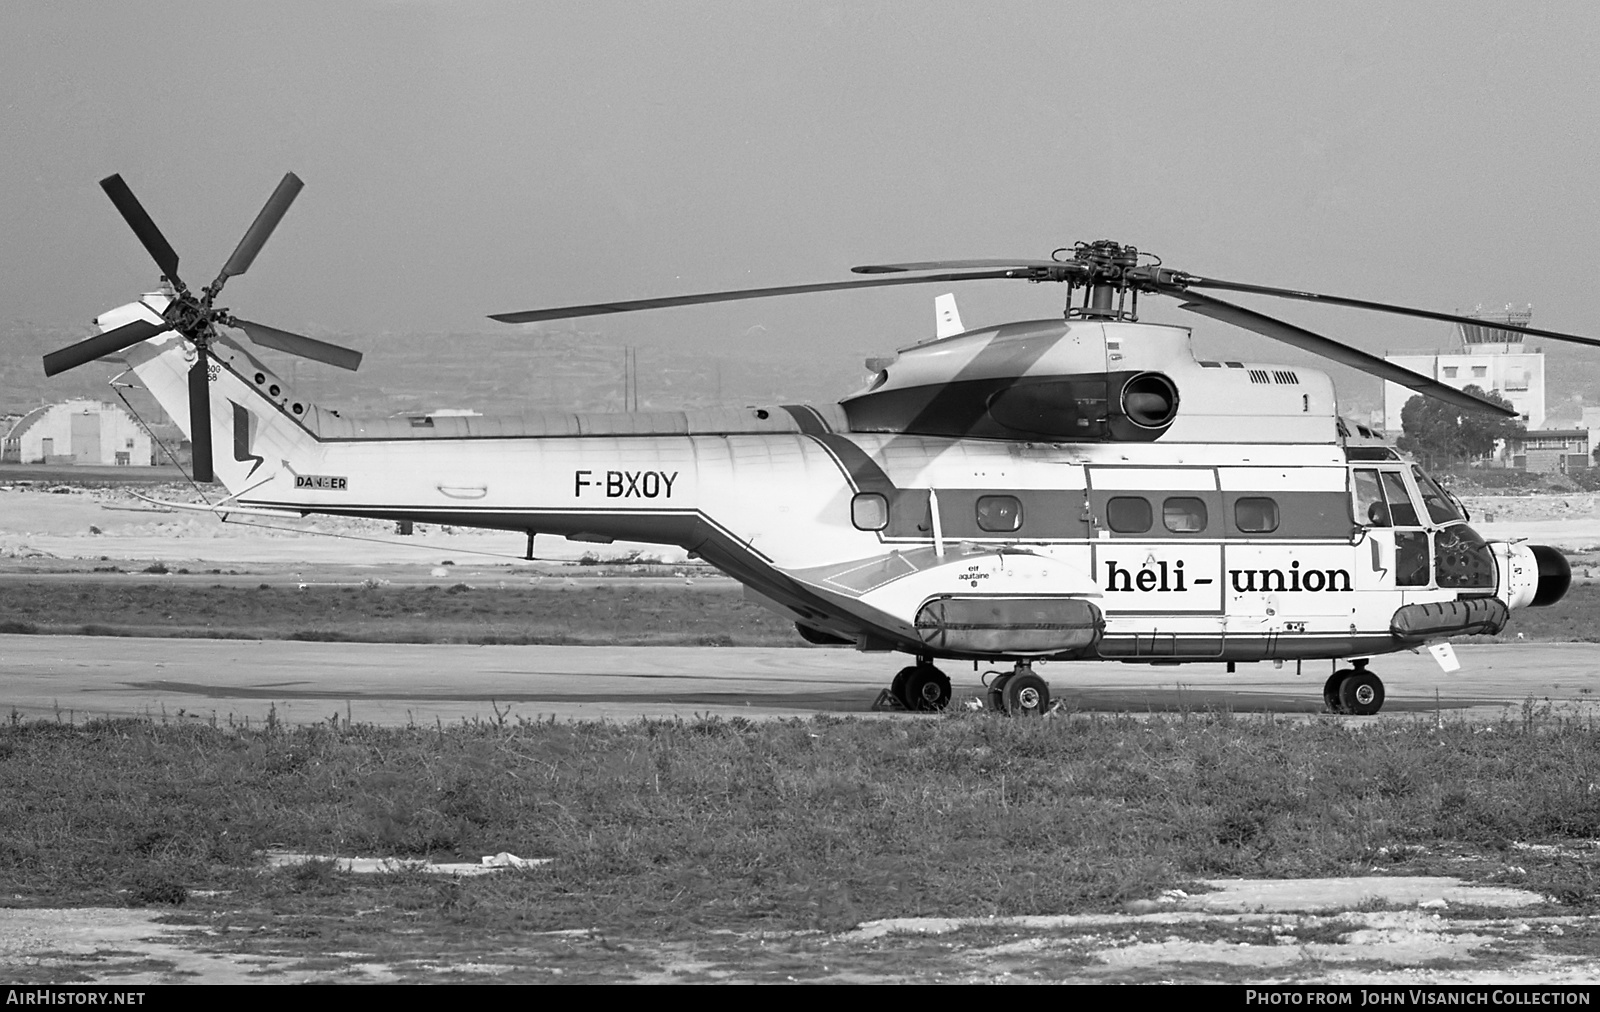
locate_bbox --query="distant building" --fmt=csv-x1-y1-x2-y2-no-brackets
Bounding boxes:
1383,305,1544,432
1506,428,1590,473
1579,407,1600,465
2,399,155,465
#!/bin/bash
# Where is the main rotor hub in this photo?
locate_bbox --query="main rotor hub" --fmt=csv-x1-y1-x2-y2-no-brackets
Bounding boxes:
1054,239,1153,321
1070,239,1142,274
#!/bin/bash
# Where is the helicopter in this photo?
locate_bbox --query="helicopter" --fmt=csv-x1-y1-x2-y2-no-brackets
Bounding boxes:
45,173,1586,716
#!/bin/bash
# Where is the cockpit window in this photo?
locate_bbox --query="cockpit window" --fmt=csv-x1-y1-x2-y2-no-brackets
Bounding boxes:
1378,471,1421,527
1354,469,1388,527
1411,466,1464,525
1435,524,1496,589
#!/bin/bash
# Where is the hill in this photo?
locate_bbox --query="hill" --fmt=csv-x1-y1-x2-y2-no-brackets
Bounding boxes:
4,321,876,422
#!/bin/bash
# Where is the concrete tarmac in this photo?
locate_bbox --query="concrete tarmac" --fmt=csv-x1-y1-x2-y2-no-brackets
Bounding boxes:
3,635,1598,726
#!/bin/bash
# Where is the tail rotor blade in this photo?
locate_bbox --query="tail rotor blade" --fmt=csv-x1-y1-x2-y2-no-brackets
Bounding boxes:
1165,288,1517,418
189,348,214,483
231,318,363,371
217,173,304,283
100,175,182,285
42,318,167,377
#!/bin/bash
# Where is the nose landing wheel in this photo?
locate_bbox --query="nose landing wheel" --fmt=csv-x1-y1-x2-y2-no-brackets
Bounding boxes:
1324,661,1385,716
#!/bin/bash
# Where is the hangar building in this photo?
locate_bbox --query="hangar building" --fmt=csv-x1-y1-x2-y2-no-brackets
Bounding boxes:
2,399,155,465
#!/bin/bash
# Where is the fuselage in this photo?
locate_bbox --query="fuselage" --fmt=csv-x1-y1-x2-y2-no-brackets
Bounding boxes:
105,296,1567,667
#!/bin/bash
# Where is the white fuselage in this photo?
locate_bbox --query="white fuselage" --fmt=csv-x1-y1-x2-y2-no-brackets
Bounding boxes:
109,301,1541,665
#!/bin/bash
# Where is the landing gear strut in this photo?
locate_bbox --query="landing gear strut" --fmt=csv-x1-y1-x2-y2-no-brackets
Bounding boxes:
892,660,952,711
986,661,1052,716
1323,660,1385,716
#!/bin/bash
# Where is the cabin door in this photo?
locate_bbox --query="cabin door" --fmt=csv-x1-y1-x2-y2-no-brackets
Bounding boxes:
1085,466,1224,616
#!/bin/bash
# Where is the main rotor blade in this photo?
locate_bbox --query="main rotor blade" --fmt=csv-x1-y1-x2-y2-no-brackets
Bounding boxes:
489,270,1023,323
42,319,167,377
100,175,182,285
189,347,214,483
231,318,363,371
1165,288,1518,418
852,259,1066,274
1175,274,1600,350
216,173,304,282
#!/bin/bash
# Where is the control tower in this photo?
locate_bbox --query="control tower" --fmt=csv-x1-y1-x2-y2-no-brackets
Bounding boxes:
1383,304,1543,431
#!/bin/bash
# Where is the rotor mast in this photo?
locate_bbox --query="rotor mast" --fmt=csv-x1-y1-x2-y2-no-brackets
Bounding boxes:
1062,239,1145,321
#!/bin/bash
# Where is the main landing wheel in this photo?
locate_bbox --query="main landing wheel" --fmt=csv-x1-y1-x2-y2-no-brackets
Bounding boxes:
891,666,916,708
985,671,1014,712
901,664,952,712
1337,670,1385,716
1325,666,1386,716
1001,672,1051,716
1323,670,1351,713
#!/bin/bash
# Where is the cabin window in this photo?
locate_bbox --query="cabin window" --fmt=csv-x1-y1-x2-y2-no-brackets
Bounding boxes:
1163,497,1207,533
1234,496,1279,533
1106,496,1152,533
975,495,1023,533
851,492,888,531
1443,367,1458,378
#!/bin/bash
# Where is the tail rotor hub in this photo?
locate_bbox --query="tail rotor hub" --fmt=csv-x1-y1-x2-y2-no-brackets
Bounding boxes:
42,171,363,484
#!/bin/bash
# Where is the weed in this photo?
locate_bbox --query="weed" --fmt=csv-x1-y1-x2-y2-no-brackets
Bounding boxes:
124,870,188,907
1527,858,1600,905
280,857,345,895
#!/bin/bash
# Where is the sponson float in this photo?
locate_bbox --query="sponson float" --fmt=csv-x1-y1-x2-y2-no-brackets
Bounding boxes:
46,176,1581,716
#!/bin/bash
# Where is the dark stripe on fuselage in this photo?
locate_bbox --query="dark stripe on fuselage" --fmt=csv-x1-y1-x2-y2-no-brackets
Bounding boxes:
807,434,895,493
843,321,1070,438
780,404,833,435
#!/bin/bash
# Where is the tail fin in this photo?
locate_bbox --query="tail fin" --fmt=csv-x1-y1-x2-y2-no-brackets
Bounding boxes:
934,293,965,339
120,322,322,496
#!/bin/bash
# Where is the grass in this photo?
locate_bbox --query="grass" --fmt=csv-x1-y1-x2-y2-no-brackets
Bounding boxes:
1457,583,1600,643
0,580,801,646
7,706,1600,937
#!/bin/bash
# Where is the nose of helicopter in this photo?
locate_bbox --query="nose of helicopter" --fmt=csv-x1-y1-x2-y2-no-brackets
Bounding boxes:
1497,542,1571,610
1528,543,1572,607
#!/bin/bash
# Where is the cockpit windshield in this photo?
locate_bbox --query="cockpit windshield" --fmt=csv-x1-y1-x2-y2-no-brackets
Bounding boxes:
1411,466,1465,525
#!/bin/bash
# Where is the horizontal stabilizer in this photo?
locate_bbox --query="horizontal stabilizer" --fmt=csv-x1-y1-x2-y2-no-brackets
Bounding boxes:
129,490,306,519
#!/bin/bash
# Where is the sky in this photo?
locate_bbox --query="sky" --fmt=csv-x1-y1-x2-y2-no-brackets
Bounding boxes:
5,0,1600,397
